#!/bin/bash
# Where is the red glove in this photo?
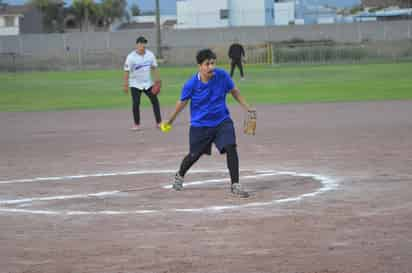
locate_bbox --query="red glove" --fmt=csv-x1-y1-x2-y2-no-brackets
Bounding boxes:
151,80,161,95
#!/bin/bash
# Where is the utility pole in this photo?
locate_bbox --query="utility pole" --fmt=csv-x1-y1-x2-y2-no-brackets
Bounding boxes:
155,0,163,59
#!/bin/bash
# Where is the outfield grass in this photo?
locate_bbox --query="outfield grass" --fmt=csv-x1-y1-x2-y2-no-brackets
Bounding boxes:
1,62,411,112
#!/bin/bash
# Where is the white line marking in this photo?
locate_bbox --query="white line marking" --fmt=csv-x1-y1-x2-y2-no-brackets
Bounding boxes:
171,171,339,212
0,173,284,206
0,208,158,215
0,169,228,184
0,191,120,205
0,169,339,215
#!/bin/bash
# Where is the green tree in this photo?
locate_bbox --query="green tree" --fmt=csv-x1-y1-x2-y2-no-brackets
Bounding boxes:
99,0,127,29
130,3,140,16
30,0,64,32
349,5,364,14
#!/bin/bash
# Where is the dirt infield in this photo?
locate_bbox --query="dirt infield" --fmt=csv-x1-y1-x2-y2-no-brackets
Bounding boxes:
1,101,412,273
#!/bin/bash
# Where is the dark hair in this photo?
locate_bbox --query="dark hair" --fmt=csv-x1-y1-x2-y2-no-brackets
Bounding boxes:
196,48,216,64
136,36,148,44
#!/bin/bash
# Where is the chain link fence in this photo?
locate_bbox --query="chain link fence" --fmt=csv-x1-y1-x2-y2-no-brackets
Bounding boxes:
269,39,412,64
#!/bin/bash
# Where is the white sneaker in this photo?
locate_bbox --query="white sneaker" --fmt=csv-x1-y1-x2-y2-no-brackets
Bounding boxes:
130,124,141,131
231,183,249,198
172,173,184,191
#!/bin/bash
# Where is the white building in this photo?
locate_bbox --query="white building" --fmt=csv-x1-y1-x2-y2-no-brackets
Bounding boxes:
229,0,274,27
128,15,178,25
0,5,24,36
176,0,275,29
274,1,295,26
317,16,335,24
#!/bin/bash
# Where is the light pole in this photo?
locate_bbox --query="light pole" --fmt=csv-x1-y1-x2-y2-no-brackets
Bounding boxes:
155,0,163,59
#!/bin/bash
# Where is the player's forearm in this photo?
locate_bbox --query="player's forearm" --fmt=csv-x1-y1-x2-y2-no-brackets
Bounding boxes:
167,100,188,124
123,72,129,86
231,89,251,111
237,96,251,112
152,67,160,82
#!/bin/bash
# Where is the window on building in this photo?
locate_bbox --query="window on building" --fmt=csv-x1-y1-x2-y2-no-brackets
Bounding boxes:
4,16,15,27
220,9,229,19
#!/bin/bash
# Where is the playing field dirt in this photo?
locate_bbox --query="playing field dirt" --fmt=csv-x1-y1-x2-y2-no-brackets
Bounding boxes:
1,101,411,273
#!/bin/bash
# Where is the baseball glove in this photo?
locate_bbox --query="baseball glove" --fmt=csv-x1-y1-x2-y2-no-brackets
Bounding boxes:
151,80,161,95
244,110,257,135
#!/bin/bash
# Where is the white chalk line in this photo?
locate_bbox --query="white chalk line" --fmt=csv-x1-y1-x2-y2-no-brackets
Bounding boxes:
0,169,339,215
0,173,282,206
0,169,225,185
0,191,120,205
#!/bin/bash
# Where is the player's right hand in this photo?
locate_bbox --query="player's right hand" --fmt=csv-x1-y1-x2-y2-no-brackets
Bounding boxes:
160,122,172,133
123,84,129,94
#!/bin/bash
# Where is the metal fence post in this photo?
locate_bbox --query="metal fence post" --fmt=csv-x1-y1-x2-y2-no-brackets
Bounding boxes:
266,42,272,65
357,22,362,42
78,48,82,69
106,31,110,49
18,36,24,70
62,34,67,69
18,36,23,55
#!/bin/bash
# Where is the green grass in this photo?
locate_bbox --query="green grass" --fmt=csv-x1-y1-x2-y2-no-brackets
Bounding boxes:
1,62,412,112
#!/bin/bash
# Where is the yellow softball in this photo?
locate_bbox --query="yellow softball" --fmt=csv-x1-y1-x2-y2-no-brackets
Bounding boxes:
160,122,172,133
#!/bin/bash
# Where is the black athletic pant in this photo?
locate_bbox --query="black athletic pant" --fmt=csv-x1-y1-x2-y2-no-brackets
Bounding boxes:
131,87,161,125
178,145,239,184
230,59,244,78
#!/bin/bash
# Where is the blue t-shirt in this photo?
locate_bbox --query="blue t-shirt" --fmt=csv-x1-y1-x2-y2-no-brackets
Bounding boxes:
180,68,235,127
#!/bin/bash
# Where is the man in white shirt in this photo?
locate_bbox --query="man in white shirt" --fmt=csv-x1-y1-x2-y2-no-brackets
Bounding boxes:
123,36,162,130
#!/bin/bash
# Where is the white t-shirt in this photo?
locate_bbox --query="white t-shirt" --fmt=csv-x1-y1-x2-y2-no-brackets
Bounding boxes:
124,49,158,90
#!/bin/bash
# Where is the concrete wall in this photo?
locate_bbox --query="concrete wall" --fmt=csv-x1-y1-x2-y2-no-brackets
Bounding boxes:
0,20,411,70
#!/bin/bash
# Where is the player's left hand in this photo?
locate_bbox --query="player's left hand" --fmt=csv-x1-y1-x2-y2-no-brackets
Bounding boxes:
151,80,162,95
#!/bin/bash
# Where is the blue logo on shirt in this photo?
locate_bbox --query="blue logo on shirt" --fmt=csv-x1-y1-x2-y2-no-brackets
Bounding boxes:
132,62,151,71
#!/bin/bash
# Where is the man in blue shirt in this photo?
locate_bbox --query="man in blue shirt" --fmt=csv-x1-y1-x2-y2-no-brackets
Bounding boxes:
163,49,254,198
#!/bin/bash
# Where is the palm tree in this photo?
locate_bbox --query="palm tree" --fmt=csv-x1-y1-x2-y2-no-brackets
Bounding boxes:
72,0,97,31
99,0,127,29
